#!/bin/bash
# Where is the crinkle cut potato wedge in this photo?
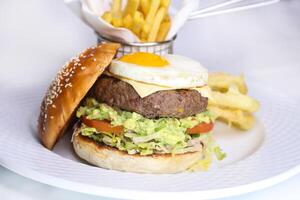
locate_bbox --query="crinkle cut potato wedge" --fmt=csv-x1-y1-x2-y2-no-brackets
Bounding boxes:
208,73,259,130
208,72,248,94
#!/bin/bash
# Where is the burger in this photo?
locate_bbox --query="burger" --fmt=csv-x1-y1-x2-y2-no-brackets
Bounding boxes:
38,43,225,173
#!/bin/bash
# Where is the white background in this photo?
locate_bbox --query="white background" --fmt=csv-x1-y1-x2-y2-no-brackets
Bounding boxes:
0,0,300,199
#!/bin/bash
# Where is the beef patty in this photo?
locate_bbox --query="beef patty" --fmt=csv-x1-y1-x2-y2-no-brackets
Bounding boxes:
92,75,208,118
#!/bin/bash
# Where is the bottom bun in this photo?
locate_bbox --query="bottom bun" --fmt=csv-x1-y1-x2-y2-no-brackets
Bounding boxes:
73,134,203,174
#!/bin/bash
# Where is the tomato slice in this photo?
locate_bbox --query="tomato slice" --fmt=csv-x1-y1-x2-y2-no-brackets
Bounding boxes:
187,122,214,134
81,117,124,135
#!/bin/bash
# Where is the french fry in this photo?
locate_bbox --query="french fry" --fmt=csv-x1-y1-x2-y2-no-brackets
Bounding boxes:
208,106,255,130
208,88,260,113
112,15,123,27
111,0,122,15
111,0,123,27
161,0,171,21
148,7,166,42
207,72,259,130
160,0,171,8
123,14,133,29
156,21,171,41
141,23,150,40
145,0,161,26
100,0,172,42
164,13,171,22
132,11,145,36
208,73,248,94
101,11,112,24
140,0,150,16
141,0,160,40
140,27,149,41
124,0,140,16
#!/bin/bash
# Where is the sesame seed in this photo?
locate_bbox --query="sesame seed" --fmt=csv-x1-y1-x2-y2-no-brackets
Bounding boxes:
65,83,72,88
41,46,92,131
93,58,97,62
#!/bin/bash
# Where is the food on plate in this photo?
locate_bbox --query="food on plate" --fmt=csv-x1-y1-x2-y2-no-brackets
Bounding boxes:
208,72,248,94
209,86,259,113
208,106,254,130
38,43,226,173
101,0,172,42
207,73,260,130
38,43,121,150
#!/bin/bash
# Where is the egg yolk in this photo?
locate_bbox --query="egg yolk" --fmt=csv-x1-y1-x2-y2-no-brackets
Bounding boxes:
118,52,169,67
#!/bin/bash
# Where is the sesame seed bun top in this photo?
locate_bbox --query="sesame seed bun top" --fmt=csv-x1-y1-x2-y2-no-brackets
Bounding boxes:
38,43,120,150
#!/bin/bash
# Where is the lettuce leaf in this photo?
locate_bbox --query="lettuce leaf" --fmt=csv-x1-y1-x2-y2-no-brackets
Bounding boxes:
213,146,227,161
77,98,216,156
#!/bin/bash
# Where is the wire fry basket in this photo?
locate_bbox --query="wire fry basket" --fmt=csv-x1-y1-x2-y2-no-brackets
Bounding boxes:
97,33,177,57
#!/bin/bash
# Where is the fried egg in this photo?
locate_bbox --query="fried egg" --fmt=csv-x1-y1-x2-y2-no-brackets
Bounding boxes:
109,52,208,88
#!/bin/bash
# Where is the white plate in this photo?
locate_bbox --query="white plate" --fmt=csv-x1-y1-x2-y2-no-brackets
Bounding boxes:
0,82,300,200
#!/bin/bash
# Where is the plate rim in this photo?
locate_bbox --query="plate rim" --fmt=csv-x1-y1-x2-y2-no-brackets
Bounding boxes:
1,82,300,199
1,160,299,200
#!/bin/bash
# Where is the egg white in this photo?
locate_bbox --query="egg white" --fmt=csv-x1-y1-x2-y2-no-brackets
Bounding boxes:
109,54,208,88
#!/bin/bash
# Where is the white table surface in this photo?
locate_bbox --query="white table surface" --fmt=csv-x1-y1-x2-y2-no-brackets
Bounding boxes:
0,0,299,199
